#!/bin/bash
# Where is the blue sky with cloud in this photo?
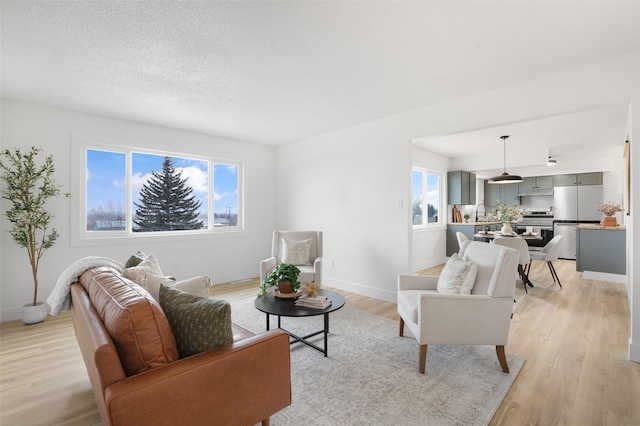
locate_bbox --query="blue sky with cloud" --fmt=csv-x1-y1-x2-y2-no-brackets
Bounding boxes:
86,150,237,217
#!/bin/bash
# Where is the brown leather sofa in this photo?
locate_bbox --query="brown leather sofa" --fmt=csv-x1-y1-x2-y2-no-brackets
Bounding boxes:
70,266,291,426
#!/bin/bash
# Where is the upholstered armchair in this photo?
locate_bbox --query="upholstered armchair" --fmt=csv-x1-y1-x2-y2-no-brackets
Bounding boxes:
397,240,519,373
260,231,323,288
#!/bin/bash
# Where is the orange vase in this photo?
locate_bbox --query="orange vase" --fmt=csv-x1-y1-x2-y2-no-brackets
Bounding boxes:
600,216,617,227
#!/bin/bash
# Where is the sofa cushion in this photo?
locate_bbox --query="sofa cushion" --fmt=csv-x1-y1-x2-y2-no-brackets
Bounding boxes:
142,273,211,302
80,267,179,376
160,285,234,358
124,250,147,268
122,252,163,285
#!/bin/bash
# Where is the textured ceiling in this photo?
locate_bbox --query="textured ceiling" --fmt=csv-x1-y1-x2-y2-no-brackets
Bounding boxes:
2,1,640,146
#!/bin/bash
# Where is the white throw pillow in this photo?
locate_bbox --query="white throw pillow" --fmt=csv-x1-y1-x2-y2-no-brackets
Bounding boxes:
436,253,478,295
122,252,163,285
282,238,312,266
143,273,212,302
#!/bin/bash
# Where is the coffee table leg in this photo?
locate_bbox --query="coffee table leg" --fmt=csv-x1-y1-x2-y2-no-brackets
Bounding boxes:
265,313,270,331
324,313,329,357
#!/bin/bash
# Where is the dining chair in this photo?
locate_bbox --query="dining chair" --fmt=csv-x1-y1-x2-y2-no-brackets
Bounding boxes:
455,232,469,250
492,236,532,293
526,235,564,288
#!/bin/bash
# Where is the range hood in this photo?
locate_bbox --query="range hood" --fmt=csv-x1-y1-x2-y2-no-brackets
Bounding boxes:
518,188,554,196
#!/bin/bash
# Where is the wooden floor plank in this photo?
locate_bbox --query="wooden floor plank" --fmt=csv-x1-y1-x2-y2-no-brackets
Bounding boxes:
1,259,638,425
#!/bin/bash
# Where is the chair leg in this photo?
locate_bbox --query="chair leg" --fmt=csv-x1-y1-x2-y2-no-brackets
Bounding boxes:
496,345,509,373
419,345,428,374
547,261,562,288
262,418,270,426
399,317,405,337
517,265,528,293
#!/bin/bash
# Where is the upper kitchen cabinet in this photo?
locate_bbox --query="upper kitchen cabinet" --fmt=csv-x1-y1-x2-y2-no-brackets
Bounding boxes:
484,180,520,206
518,176,553,195
448,171,476,205
553,172,603,186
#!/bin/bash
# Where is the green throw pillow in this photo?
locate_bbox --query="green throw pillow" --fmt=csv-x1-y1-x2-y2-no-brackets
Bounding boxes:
159,284,233,358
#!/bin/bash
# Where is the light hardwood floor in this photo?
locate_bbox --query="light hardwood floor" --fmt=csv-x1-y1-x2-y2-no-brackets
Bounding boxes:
1,260,639,425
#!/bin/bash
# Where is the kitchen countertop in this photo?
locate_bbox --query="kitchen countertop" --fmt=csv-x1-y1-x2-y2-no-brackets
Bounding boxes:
448,221,503,226
577,224,626,231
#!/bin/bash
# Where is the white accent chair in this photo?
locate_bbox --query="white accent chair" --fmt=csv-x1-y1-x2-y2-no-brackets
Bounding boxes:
260,231,323,287
456,231,469,249
526,235,564,288
397,240,520,374
492,236,532,293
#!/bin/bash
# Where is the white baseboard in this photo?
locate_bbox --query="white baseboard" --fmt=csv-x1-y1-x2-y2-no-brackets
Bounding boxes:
412,257,448,273
629,338,640,363
323,277,397,304
0,306,23,323
581,271,626,284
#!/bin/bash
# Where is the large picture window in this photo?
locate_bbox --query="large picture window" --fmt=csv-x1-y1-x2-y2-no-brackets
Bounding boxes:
412,168,441,226
82,144,242,237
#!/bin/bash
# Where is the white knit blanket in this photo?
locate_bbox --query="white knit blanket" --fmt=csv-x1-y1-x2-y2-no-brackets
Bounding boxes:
47,256,124,315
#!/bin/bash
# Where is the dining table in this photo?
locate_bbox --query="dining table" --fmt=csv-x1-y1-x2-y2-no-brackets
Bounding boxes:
472,232,543,242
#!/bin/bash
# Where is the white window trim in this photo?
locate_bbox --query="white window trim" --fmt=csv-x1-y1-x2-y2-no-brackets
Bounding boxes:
70,134,246,247
412,167,444,229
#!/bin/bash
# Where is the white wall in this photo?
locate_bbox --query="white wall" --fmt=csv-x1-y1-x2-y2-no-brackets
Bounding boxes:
0,100,277,321
277,51,640,361
275,128,412,303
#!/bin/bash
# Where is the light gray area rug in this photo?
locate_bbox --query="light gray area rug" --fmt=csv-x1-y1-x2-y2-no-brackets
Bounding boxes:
230,297,524,426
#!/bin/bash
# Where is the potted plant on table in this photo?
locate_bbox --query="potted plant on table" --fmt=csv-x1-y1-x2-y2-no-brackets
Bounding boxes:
259,263,301,296
492,200,525,235
597,201,623,227
0,147,70,324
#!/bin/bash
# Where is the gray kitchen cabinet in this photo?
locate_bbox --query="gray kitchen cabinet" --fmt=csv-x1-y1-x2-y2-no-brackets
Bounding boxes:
553,172,603,186
446,223,500,256
446,224,475,256
576,227,626,274
576,172,603,185
448,171,476,205
484,180,519,206
518,175,553,195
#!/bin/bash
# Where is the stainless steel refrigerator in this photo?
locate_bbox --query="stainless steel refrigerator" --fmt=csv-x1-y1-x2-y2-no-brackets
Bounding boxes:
553,185,603,259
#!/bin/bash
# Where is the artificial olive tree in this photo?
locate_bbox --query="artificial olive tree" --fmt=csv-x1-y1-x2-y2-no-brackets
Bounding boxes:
0,146,70,306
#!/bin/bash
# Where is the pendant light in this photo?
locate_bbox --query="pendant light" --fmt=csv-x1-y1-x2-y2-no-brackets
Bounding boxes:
488,135,523,184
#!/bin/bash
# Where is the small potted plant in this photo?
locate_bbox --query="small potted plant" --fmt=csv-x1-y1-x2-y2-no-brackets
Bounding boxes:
0,146,70,324
463,213,471,223
597,201,623,227
259,263,301,296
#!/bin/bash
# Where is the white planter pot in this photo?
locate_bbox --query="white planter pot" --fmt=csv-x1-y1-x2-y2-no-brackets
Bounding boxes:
22,302,51,324
501,223,513,235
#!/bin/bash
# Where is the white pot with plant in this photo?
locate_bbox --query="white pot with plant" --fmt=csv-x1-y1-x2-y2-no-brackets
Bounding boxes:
492,200,525,235
0,147,70,324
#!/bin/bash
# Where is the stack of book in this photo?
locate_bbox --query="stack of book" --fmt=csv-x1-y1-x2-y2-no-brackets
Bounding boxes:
295,295,332,309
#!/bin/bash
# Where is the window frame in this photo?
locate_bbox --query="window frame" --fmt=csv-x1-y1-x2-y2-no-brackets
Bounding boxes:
411,167,443,228
71,134,246,247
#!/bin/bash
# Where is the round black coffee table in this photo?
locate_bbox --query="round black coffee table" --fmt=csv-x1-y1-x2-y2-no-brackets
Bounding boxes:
254,289,345,357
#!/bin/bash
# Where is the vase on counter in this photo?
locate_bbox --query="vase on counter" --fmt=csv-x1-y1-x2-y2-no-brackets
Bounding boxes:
600,215,617,227
501,223,513,234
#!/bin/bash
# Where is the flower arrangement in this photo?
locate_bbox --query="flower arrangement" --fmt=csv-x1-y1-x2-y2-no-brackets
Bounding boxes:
597,201,623,217
491,200,525,223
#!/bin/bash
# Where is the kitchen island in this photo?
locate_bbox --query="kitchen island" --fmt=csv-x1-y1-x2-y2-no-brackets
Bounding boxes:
576,224,626,275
